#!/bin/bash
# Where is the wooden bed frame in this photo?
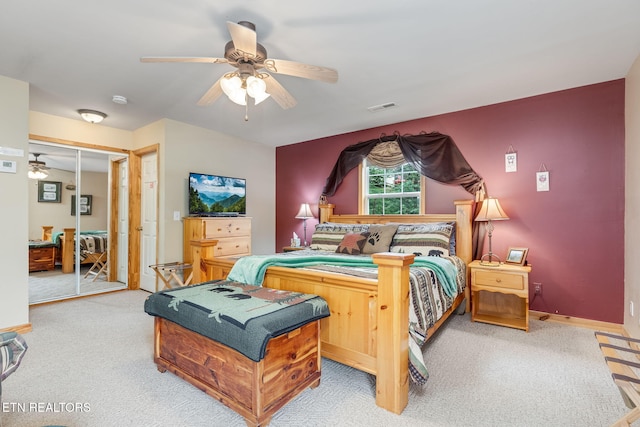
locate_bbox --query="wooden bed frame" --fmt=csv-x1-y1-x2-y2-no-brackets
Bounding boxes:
41,226,106,274
187,200,474,415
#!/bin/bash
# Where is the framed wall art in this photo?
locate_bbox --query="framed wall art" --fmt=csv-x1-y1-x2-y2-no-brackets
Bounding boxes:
37,181,62,203
71,194,92,216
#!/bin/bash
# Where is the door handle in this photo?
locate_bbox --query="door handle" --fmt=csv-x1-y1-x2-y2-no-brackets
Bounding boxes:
136,226,143,231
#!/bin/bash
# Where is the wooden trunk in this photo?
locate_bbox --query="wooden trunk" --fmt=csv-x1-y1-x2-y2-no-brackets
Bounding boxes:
154,317,322,427
28,245,55,272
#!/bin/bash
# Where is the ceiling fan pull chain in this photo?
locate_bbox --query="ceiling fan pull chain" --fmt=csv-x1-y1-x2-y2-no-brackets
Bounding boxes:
244,96,249,121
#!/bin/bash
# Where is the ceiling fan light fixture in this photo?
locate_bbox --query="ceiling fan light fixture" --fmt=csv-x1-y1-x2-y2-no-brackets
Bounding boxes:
28,169,48,180
28,153,49,180
220,76,247,106
246,76,270,105
252,90,270,105
78,109,107,124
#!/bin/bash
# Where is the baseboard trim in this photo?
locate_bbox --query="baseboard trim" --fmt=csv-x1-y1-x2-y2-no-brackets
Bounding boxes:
0,323,33,334
530,310,623,333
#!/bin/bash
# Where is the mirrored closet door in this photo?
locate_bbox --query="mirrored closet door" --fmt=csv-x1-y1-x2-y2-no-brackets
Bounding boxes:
27,141,128,304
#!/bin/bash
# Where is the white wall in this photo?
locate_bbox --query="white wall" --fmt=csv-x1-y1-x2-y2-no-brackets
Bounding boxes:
625,54,640,336
0,75,30,330
162,119,276,260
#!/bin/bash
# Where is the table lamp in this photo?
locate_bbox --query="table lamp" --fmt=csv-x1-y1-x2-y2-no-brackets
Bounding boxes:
474,197,509,265
295,203,315,247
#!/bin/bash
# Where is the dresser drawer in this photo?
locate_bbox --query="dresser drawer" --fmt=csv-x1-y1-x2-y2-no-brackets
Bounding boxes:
213,236,251,257
474,269,525,290
204,219,251,239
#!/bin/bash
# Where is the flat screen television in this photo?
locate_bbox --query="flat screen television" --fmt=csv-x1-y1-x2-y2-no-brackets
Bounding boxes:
188,172,246,216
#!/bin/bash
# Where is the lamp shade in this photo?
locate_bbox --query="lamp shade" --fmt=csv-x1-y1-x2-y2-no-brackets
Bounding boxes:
474,197,509,221
295,203,314,219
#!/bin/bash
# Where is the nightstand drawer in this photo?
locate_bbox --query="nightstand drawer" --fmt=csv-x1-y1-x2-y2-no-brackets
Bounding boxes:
474,270,525,290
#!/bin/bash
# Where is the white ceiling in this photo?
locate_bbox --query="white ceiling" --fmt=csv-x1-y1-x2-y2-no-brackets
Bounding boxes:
3,1,640,149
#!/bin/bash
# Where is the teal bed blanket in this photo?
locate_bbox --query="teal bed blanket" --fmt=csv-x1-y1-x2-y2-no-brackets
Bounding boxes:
227,252,459,298
226,251,466,385
144,280,329,362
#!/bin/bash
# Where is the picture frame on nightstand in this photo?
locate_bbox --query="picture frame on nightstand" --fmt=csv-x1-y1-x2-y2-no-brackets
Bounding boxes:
505,247,528,265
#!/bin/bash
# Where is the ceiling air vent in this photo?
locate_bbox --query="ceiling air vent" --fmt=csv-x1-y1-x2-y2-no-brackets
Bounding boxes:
367,102,397,112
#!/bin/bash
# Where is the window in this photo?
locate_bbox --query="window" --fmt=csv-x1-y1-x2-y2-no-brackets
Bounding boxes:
361,160,425,214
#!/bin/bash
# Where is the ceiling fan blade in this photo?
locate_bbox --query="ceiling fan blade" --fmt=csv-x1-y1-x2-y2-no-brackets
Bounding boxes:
140,57,228,64
262,59,338,83
197,76,225,106
226,21,257,58
263,74,297,109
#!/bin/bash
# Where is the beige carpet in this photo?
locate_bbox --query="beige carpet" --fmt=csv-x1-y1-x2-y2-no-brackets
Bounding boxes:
2,290,630,426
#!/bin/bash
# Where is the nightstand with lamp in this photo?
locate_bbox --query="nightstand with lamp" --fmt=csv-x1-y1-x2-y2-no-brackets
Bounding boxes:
470,197,531,331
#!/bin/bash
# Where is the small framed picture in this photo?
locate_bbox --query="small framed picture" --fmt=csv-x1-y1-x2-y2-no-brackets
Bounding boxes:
71,194,92,216
38,181,62,203
505,247,529,265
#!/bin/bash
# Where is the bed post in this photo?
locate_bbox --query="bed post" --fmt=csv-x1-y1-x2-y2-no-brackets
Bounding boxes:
319,204,334,223
454,200,474,312
371,252,414,415
190,239,219,283
61,228,75,274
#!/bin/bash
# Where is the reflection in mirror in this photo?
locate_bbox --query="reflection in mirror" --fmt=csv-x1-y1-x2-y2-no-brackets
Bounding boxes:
27,142,128,304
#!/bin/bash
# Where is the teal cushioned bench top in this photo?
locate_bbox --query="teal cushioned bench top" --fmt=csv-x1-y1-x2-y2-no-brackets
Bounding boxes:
144,280,329,362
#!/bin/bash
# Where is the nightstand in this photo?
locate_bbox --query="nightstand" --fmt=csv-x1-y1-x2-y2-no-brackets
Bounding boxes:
469,260,531,332
282,246,306,252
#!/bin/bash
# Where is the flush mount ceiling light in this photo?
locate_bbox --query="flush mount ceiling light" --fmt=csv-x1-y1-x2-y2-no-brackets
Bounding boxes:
77,109,107,124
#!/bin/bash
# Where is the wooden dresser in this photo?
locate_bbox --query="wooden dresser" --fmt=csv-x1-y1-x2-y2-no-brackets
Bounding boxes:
183,217,251,265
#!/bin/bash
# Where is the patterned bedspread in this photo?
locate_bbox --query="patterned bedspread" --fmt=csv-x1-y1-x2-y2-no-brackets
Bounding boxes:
51,231,108,261
302,255,466,385
78,234,108,261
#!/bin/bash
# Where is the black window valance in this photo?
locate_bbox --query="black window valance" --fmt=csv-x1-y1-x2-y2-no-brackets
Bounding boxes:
322,132,485,197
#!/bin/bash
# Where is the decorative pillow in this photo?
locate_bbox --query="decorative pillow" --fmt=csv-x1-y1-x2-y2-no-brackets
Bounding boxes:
310,223,370,252
335,232,370,255
389,222,455,257
362,224,399,254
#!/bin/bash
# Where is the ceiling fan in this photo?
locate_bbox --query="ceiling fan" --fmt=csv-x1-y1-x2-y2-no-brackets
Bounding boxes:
28,153,50,180
141,21,338,111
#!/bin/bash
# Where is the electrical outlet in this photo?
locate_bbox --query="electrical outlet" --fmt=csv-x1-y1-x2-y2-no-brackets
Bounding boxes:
534,282,542,295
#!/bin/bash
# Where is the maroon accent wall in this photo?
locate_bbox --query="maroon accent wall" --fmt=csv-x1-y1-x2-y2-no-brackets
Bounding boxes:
276,80,625,323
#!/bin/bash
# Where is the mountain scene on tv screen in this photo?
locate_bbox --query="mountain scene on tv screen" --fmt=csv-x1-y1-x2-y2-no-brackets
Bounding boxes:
189,174,246,214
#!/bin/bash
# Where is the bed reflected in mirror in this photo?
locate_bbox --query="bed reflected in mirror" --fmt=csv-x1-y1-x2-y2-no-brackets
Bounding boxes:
27,142,128,304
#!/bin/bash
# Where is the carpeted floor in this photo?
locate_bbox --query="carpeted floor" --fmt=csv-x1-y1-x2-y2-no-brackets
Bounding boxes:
28,266,126,304
1,290,631,426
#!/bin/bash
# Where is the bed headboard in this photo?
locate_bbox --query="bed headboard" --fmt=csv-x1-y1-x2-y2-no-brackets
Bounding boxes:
318,200,474,266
